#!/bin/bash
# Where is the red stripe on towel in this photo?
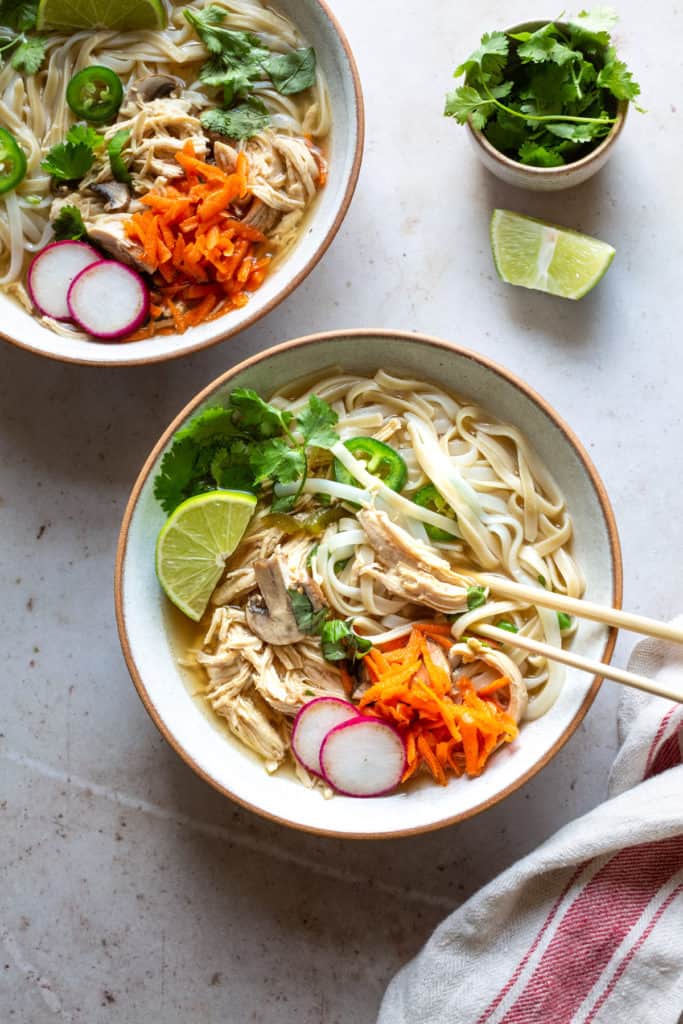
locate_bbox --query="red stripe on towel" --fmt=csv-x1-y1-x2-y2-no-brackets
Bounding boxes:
643,707,678,777
647,730,682,778
500,835,683,1024
583,883,683,1023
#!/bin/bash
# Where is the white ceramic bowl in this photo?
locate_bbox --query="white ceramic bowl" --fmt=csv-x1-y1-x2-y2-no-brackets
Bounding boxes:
116,330,622,838
1,0,363,366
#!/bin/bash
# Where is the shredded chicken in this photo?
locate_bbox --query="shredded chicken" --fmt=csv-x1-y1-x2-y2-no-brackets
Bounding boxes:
196,606,344,773
357,508,475,614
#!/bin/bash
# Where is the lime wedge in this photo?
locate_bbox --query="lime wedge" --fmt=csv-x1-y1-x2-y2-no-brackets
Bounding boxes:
37,0,167,31
156,490,257,621
490,209,615,300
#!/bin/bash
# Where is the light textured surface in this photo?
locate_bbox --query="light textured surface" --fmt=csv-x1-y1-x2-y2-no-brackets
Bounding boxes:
1,1,681,1021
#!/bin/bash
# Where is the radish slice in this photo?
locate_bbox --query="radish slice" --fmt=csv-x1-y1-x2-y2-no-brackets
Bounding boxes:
67,260,149,340
291,697,358,776
320,716,406,797
27,241,100,320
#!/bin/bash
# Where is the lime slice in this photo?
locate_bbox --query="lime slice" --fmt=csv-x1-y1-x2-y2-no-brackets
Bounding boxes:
490,209,615,300
156,491,257,621
37,0,167,32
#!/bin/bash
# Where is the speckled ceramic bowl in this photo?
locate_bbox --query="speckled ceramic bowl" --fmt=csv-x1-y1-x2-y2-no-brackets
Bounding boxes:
0,0,363,366
115,329,622,838
467,21,628,192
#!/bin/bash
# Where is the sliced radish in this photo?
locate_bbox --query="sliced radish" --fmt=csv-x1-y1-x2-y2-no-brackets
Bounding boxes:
320,716,406,797
291,697,358,776
67,260,149,340
27,241,100,320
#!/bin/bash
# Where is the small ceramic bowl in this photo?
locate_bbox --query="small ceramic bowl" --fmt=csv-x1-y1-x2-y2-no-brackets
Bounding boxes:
467,21,628,192
0,0,364,366
116,329,622,838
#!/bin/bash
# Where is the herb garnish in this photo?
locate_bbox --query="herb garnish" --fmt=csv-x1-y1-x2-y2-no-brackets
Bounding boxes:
444,9,642,167
184,4,317,140
0,0,46,74
41,123,104,181
466,585,488,610
288,588,373,664
52,205,89,241
153,389,340,515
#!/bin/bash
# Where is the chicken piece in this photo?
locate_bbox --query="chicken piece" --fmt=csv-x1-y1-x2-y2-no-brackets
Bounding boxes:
86,215,154,273
449,637,527,723
217,693,288,771
357,508,474,614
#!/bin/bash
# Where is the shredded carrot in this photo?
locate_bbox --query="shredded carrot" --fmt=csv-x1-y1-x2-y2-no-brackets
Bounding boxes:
123,142,272,338
358,625,518,785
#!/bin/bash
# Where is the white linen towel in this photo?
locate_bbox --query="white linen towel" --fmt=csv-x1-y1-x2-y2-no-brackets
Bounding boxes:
378,630,683,1024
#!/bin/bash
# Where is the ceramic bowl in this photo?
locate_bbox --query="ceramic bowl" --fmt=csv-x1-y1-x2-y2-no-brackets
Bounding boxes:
115,329,622,838
466,21,628,192
1,0,363,367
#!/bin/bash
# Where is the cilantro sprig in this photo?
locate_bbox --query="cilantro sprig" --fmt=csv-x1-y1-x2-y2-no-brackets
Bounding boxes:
287,588,373,664
0,0,46,74
41,123,104,181
183,4,317,141
153,389,340,515
444,9,642,167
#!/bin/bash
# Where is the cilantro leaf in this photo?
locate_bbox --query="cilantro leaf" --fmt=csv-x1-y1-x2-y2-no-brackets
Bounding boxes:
209,443,256,492
514,23,578,67
287,588,328,634
320,619,372,662
200,97,271,141
154,438,199,515
249,438,305,486
296,394,339,450
518,141,566,166
199,54,260,105
455,31,508,79
444,85,496,129
66,123,103,149
52,205,88,241
545,121,608,142
229,388,293,439
176,406,242,446
41,141,94,181
10,34,45,73
184,6,268,61
262,46,316,95
597,50,641,102
568,7,618,38
0,0,38,32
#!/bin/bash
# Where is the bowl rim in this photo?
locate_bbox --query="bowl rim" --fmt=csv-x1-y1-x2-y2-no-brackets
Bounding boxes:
1,0,365,369
466,19,629,178
115,328,623,839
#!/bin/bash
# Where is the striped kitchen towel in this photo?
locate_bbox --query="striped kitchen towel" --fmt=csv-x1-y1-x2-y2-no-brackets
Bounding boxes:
377,630,683,1024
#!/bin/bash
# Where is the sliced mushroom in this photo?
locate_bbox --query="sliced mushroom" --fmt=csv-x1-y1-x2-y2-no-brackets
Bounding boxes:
246,555,305,646
127,74,185,105
89,181,131,212
449,637,527,723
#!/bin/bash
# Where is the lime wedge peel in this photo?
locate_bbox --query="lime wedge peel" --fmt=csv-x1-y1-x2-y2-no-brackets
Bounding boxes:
156,490,257,622
37,0,167,32
490,209,615,300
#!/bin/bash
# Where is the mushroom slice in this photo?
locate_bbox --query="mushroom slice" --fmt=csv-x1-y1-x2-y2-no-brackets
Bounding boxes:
449,636,528,723
127,74,185,105
246,555,306,646
89,181,131,212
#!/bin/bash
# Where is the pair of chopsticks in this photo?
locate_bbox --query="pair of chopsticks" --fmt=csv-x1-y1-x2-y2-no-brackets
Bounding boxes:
468,575,683,703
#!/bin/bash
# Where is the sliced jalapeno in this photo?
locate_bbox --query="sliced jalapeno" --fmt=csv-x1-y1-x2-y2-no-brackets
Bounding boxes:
107,128,132,183
334,437,407,492
66,66,124,123
0,127,27,195
413,483,458,541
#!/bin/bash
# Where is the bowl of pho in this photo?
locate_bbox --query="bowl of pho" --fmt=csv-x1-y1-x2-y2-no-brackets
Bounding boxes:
0,0,363,364
116,329,622,837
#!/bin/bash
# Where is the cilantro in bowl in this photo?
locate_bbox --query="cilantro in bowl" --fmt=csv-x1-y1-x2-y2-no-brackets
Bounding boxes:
444,8,642,168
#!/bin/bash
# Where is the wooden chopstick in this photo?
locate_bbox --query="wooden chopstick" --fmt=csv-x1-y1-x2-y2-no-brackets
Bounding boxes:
472,574,683,645
475,624,683,704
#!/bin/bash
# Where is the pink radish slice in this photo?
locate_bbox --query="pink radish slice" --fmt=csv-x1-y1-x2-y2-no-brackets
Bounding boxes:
320,716,406,797
27,241,100,320
291,697,358,775
67,260,149,340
